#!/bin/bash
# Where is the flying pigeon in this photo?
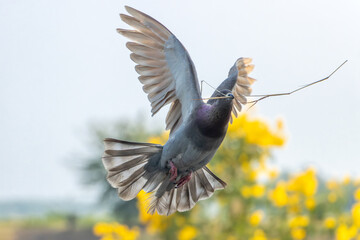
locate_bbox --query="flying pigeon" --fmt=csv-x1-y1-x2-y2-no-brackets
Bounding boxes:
102,6,256,216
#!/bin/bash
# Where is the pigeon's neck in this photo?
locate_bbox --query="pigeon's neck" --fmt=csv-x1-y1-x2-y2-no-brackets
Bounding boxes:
195,102,232,138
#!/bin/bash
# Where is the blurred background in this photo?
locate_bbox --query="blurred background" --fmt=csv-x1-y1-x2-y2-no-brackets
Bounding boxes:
1,0,359,239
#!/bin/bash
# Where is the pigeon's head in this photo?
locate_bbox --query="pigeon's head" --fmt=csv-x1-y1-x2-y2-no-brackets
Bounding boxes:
208,89,234,116
221,89,234,100
206,89,234,107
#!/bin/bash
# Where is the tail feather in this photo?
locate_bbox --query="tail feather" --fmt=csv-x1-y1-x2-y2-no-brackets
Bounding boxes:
147,167,227,216
143,172,167,193
105,161,147,188
177,183,195,212
104,138,161,148
103,155,145,172
117,170,148,201
148,192,169,215
117,166,146,187
194,167,216,198
102,138,227,216
203,166,227,190
106,155,147,174
102,138,163,200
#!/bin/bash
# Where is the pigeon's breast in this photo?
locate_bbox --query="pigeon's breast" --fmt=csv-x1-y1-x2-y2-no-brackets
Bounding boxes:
160,103,229,172
178,115,226,171
160,118,222,172
194,103,229,139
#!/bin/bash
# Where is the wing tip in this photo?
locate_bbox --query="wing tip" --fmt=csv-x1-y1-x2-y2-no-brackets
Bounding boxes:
125,5,144,18
231,57,256,114
124,5,133,13
116,28,126,34
119,13,128,21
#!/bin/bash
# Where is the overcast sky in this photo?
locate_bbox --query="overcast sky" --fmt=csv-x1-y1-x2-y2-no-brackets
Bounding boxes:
1,0,359,203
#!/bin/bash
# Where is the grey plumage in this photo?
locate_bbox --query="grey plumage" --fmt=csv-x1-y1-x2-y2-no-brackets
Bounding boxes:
102,6,255,215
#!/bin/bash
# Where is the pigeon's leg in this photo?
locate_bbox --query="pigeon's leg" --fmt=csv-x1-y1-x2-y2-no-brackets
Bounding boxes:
176,172,192,188
169,161,178,182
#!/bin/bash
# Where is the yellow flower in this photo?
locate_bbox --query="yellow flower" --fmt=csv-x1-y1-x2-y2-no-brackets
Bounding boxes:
93,222,140,240
250,229,267,240
269,181,288,207
287,194,300,206
287,168,317,197
137,191,152,224
228,115,286,147
137,190,167,234
240,159,252,176
249,168,259,181
114,225,140,240
249,210,264,226
241,186,252,198
352,202,360,227
93,222,114,236
268,169,279,180
148,131,169,145
244,118,285,147
177,226,198,240
291,228,306,240
324,217,336,229
335,224,357,240
227,114,246,137
328,192,338,203
354,188,360,201
252,184,265,198
343,175,351,185
289,215,309,228
305,197,316,210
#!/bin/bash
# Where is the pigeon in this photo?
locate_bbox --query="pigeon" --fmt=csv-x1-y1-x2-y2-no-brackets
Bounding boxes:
102,6,256,216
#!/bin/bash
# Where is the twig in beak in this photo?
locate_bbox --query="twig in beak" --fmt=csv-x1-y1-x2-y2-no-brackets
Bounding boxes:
193,96,234,101
247,60,348,109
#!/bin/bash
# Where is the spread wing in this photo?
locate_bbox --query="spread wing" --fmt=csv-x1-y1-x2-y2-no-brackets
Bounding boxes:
117,6,201,134
208,58,256,123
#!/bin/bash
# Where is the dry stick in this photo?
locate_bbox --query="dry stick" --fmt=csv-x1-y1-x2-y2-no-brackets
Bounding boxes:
200,80,226,97
193,96,233,101
200,80,204,97
247,60,348,109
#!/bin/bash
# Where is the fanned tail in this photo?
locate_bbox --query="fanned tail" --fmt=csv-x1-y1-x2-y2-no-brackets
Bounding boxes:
103,138,226,215
102,138,165,201
147,166,227,216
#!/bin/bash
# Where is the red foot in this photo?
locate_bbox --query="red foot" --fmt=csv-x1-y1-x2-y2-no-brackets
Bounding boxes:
169,161,178,182
176,172,192,188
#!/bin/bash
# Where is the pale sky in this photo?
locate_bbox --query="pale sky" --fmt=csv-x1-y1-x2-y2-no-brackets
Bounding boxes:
1,0,359,202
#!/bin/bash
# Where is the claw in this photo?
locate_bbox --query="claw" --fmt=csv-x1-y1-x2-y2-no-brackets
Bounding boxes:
169,161,178,182
176,172,192,188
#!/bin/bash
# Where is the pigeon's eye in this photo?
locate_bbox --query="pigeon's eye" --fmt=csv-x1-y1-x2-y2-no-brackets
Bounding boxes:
225,93,234,99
